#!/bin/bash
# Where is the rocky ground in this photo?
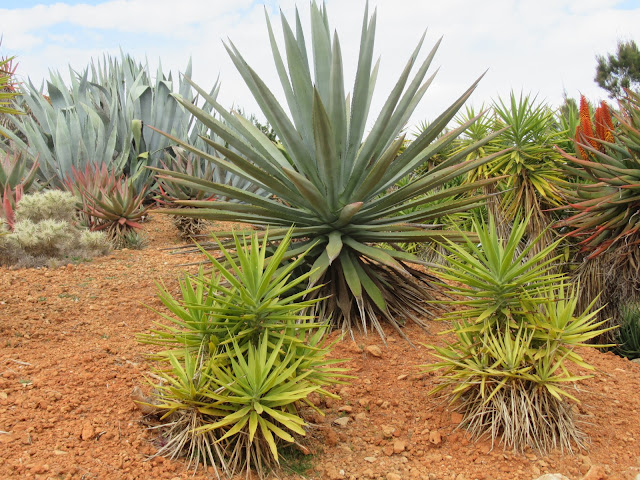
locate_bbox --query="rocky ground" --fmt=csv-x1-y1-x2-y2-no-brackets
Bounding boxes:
0,213,639,480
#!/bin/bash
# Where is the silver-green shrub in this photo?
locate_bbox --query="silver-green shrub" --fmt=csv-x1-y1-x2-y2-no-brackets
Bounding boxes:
0,190,112,267
16,190,78,223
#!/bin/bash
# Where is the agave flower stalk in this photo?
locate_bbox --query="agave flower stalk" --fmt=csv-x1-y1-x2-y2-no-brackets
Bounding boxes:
152,2,504,339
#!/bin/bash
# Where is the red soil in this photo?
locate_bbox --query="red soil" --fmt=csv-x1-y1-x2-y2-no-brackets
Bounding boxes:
0,214,639,480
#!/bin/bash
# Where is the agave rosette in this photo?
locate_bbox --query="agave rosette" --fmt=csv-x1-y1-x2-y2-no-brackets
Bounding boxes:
152,2,504,338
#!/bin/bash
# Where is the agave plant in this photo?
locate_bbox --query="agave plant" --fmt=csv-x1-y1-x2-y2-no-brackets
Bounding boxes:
93,54,217,191
156,147,217,239
152,2,503,339
0,53,231,191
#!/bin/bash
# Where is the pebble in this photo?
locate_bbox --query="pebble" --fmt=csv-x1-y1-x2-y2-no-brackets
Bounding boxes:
429,430,442,445
387,474,402,480
393,439,407,454
81,423,94,441
582,465,607,480
365,345,383,357
364,456,377,463
451,412,464,424
382,425,396,437
338,405,354,413
533,475,570,480
325,429,339,447
333,416,351,427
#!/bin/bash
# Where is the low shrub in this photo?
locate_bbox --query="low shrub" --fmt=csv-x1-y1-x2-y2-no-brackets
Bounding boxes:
0,190,111,267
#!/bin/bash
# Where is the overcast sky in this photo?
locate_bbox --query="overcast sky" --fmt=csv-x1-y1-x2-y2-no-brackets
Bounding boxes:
1,0,639,131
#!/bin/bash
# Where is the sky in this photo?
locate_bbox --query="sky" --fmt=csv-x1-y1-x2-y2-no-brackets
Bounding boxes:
1,0,640,131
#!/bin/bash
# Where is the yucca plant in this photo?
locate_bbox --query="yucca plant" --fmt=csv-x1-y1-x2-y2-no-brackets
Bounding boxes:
0,54,21,120
423,216,609,452
143,349,226,475
449,105,494,182
487,93,565,247
448,94,566,253
139,229,348,478
152,2,504,339
140,228,324,356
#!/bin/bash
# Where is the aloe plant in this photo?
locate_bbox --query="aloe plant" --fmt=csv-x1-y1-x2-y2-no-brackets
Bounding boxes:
153,2,503,339
556,92,640,340
0,150,39,193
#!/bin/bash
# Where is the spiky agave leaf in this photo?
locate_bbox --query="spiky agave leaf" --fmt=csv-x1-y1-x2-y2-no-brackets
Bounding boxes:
152,2,502,339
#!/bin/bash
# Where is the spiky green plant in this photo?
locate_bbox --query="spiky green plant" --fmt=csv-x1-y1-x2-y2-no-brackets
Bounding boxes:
611,303,640,360
0,55,21,120
152,2,503,339
139,229,348,478
139,228,322,357
423,216,609,452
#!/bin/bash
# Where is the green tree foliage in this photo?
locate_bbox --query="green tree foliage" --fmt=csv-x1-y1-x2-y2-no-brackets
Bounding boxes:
595,40,640,99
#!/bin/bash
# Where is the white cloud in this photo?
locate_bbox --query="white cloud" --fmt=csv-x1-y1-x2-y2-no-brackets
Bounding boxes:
2,0,640,128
